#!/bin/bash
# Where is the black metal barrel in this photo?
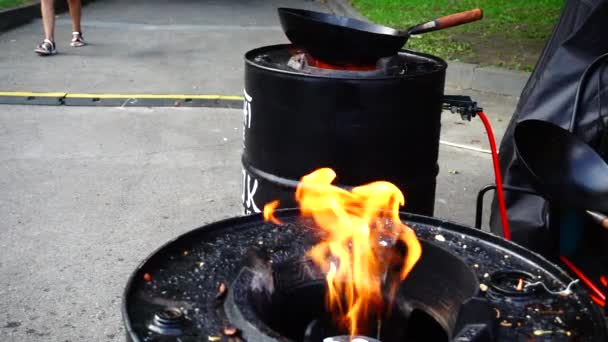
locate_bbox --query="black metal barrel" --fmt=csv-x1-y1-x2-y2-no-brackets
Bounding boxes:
242,45,447,215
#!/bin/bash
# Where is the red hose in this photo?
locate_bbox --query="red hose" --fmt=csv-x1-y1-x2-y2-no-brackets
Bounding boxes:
590,294,606,307
561,256,606,302
478,112,511,240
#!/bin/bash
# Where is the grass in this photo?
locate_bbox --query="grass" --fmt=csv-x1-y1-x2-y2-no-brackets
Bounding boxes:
350,0,564,71
0,0,30,10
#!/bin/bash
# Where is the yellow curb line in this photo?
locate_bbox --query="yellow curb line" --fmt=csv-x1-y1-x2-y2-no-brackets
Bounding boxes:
0,92,67,97
0,92,243,101
64,94,244,100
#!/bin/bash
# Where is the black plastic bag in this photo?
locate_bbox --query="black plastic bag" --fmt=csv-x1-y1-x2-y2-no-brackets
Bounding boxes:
490,0,608,253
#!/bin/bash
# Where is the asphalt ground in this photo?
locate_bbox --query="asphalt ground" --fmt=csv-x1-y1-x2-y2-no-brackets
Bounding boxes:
0,0,323,95
0,0,519,340
0,99,516,341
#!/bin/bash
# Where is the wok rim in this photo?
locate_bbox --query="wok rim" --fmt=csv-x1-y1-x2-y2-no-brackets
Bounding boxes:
277,7,402,37
514,119,608,212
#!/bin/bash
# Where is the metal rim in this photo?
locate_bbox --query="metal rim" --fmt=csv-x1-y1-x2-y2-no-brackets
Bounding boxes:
244,44,447,80
277,7,401,36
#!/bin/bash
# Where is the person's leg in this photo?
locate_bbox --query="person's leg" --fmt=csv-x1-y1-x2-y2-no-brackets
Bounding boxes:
35,0,56,55
40,0,55,41
67,0,85,46
67,0,82,33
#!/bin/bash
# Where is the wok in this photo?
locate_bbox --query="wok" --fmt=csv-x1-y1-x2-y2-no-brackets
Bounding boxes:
514,119,608,214
278,7,483,65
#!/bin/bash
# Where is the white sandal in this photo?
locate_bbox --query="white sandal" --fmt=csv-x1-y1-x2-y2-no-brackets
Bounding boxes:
71,32,86,47
35,39,57,56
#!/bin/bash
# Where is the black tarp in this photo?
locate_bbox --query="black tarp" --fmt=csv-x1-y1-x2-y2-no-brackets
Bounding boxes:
490,0,608,255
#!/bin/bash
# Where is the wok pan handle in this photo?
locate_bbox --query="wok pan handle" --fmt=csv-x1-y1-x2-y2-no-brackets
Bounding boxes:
408,8,483,35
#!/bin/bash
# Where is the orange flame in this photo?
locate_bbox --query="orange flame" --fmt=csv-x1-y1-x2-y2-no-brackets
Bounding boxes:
263,200,282,224
263,168,422,336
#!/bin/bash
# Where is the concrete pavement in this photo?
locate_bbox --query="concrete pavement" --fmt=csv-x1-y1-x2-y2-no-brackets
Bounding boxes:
0,105,244,341
1,0,324,94
0,96,517,341
0,0,519,340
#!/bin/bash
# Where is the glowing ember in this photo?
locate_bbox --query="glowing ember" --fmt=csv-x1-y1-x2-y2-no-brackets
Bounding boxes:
263,168,422,336
516,278,524,291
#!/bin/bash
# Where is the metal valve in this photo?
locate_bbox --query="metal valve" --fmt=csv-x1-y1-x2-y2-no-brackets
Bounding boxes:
443,95,483,121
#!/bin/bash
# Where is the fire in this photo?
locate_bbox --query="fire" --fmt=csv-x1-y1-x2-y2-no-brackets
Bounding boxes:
263,168,422,336
516,278,524,291
263,200,281,224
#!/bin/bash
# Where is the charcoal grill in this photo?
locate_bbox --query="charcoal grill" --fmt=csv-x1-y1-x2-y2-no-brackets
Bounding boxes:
122,209,607,341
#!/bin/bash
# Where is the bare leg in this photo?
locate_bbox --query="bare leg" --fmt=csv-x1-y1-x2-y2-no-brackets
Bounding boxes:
67,0,82,33
40,0,55,41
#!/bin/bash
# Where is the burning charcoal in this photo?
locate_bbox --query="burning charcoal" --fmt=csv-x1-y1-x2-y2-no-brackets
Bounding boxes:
494,308,501,319
222,325,239,336
536,310,564,315
215,282,227,301
499,320,512,327
516,278,524,291
533,330,554,336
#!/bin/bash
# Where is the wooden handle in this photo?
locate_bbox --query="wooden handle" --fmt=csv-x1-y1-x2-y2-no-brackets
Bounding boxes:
586,210,608,229
436,8,483,29
408,8,483,35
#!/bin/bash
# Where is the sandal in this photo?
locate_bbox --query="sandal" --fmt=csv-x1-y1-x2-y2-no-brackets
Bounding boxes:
34,39,57,56
70,32,86,47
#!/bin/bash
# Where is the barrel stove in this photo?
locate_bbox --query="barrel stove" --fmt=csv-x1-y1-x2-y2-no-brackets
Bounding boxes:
242,45,446,216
